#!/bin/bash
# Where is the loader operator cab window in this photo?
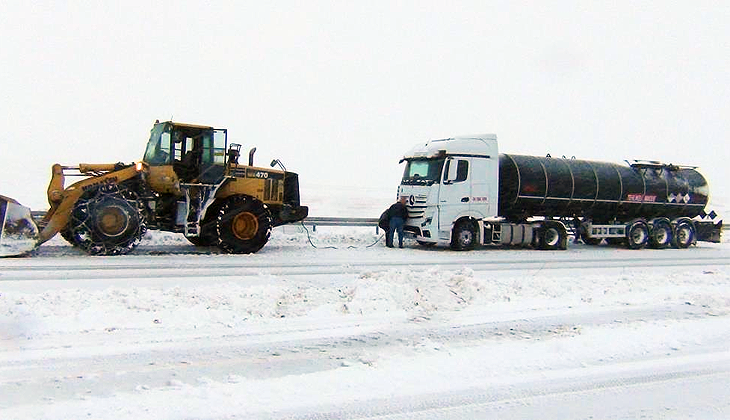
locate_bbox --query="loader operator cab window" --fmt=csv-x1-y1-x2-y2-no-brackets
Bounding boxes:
144,122,227,183
172,129,202,182
198,129,227,183
144,124,173,165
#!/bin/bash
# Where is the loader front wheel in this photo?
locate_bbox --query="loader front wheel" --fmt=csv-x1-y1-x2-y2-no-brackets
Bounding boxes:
217,196,272,254
65,184,146,255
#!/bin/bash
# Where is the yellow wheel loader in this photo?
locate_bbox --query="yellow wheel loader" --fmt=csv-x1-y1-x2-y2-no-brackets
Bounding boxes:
0,121,308,257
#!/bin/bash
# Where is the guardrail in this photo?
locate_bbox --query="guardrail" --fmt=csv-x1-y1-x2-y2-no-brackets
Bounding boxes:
31,211,380,230
28,212,725,231
303,217,378,227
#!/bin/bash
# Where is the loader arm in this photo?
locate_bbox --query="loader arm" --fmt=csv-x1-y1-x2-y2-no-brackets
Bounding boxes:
39,163,145,244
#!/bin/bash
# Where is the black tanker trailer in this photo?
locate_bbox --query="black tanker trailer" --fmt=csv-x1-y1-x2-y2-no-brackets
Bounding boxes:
496,154,721,249
498,154,709,222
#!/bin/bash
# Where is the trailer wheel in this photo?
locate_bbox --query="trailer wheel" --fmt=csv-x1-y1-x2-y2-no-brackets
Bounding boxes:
539,223,567,250
627,221,649,250
672,221,695,249
217,196,272,254
451,220,477,251
649,221,672,249
65,184,146,255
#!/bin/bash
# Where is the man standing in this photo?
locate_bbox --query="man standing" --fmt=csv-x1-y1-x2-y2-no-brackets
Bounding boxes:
386,196,408,248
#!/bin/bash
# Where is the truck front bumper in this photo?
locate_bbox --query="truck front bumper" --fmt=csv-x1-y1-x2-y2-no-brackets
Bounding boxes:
404,218,437,243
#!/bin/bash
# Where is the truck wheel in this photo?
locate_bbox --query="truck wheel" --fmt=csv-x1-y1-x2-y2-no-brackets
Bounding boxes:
626,221,649,250
217,196,272,254
451,220,477,251
65,184,146,255
649,221,672,249
539,224,567,250
672,221,695,249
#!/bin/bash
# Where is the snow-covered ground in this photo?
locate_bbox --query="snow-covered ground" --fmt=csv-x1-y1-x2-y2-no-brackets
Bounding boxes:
1,217,729,419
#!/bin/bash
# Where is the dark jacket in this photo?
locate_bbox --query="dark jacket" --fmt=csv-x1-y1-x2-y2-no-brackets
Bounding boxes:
387,202,408,220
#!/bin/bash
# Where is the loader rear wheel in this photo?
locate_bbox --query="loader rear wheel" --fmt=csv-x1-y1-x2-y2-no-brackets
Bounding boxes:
217,196,272,254
65,184,146,255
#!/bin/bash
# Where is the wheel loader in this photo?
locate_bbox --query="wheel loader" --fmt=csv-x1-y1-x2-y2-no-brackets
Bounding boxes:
0,121,308,257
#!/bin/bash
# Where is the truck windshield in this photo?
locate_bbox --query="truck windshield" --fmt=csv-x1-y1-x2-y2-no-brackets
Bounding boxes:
401,158,445,186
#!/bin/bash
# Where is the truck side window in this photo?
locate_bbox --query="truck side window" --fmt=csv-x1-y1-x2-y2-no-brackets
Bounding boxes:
455,160,468,182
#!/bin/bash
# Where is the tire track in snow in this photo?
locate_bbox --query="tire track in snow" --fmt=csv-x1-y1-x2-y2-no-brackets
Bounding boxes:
280,354,730,420
1,254,729,282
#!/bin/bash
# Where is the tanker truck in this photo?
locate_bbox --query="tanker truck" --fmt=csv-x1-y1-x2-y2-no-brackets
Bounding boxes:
398,135,722,250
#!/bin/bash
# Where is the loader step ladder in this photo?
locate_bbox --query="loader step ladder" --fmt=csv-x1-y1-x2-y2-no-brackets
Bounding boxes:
180,182,219,238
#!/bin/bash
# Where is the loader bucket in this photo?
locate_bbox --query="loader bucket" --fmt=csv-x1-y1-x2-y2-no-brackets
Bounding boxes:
0,196,39,257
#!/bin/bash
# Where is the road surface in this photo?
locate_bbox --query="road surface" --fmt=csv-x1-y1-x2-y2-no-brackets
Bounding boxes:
1,236,729,419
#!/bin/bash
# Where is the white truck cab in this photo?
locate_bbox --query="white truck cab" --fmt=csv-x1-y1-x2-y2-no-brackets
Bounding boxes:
398,135,500,248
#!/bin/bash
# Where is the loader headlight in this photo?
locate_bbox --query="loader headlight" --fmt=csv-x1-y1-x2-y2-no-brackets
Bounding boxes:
135,162,144,171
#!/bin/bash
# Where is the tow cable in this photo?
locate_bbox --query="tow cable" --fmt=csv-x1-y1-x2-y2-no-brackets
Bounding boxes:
300,222,385,249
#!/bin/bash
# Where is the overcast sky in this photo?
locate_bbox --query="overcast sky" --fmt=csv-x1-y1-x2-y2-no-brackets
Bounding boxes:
1,1,728,212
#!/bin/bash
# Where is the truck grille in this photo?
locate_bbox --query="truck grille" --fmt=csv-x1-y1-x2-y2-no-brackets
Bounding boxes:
406,194,428,218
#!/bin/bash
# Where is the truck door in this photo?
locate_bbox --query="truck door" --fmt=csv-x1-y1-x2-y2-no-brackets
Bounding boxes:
469,157,498,219
438,157,471,237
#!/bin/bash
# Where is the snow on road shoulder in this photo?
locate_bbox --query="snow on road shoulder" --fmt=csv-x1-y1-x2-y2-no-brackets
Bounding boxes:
2,250,729,347
2,229,730,419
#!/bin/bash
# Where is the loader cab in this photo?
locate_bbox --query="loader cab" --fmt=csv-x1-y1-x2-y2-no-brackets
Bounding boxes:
143,121,228,184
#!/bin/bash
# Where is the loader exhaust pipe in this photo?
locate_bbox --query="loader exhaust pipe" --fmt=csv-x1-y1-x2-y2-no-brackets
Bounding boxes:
248,147,256,166
0,195,40,257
